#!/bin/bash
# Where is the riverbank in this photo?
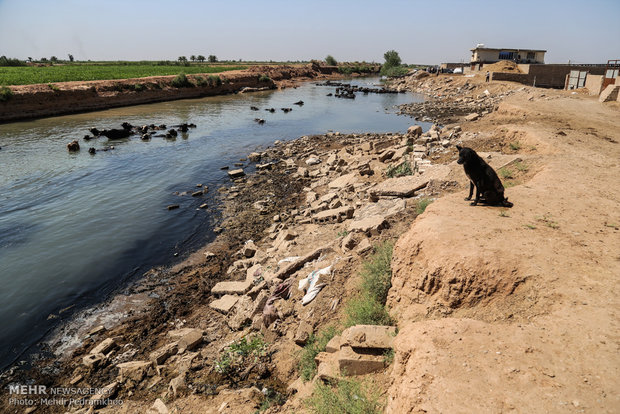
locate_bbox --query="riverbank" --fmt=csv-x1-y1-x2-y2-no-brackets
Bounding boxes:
0,64,344,123
2,73,618,413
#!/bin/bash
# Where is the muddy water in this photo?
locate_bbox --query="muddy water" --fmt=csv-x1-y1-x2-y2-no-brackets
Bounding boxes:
0,78,426,370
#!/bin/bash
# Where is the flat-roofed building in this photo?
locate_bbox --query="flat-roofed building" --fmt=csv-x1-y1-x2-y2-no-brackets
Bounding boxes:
471,46,546,65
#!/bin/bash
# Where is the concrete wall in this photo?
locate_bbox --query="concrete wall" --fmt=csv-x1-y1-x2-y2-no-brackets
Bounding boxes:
490,64,606,89
584,74,604,95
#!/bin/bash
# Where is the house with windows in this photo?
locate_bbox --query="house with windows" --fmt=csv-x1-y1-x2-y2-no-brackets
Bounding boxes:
470,45,546,66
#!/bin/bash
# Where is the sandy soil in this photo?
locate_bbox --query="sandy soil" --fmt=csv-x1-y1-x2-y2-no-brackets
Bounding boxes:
386,78,620,413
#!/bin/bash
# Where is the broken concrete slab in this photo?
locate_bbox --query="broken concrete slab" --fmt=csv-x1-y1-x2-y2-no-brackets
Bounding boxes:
150,343,178,365
328,173,359,189
211,279,253,296
338,345,386,375
228,169,245,178
348,216,388,236
91,338,117,355
178,329,203,353
370,165,451,199
294,321,314,346
117,360,152,383
313,206,355,223
209,295,240,314
325,335,341,353
341,325,397,349
316,351,339,381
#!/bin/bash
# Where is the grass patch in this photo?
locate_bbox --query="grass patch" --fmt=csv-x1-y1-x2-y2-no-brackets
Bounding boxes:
524,224,537,230
48,83,60,91
416,198,433,215
499,210,510,218
306,378,383,414
383,348,395,365
514,161,529,172
258,75,271,82
214,334,269,384
386,160,413,178
0,86,13,101
509,141,522,151
171,72,193,88
133,83,145,91
337,230,349,238
499,167,513,179
0,64,245,86
195,76,207,86
344,241,394,327
299,326,339,382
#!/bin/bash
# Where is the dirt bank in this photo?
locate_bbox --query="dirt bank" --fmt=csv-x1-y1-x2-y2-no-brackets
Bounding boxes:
0,64,343,123
385,74,620,413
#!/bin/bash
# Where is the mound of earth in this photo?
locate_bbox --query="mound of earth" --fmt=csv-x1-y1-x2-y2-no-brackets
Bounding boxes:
485,61,522,73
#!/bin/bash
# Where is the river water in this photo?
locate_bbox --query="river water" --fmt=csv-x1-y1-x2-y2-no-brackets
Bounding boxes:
0,77,426,370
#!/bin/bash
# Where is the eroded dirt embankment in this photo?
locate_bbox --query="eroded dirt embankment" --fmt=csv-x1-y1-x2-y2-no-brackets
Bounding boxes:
386,74,620,413
0,64,341,123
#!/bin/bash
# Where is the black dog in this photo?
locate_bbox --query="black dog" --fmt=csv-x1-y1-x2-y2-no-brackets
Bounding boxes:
456,146,513,207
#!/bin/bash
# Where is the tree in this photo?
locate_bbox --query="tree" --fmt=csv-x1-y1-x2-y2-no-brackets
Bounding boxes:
197,55,205,63
68,54,74,62
41,57,48,62
50,56,58,63
178,56,187,63
325,55,338,66
27,57,32,62
208,55,217,63
383,50,401,68
190,55,196,62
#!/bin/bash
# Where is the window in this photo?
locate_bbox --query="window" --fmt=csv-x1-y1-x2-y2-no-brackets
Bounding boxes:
499,51,515,60
527,52,535,60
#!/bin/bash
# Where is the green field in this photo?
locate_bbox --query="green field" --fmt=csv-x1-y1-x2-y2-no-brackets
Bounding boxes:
0,64,248,86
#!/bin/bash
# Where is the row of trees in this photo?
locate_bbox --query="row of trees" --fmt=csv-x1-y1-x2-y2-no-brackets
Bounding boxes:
178,55,218,64
324,50,407,77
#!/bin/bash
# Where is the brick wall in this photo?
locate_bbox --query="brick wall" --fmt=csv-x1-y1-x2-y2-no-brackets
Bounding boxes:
491,64,606,89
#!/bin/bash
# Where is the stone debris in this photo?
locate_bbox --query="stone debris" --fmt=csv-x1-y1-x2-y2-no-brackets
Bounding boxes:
228,169,245,179
209,294,240,314
116,360,152,383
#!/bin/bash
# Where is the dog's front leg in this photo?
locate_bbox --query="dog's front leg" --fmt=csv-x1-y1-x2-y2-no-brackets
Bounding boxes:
465,182,473,201
470,185,480,206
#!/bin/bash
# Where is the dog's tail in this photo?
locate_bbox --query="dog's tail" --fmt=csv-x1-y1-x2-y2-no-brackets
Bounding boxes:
502,198,514,208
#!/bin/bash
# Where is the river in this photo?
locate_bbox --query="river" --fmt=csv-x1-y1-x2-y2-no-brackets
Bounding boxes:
0,77,426,370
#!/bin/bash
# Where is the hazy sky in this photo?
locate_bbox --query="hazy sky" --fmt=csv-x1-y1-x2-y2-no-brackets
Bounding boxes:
1,0,619,64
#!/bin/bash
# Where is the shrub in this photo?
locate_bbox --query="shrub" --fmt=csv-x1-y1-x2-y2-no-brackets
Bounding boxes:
345,297,393,327
134,83,145,91
298,326,339,381
195,76,207,86
325,55,338,66
306,378,383,414
0,56,26,67
386,160,413,178
48,83,60,91
380,65,409,77
499,167,513,179
171,72,193,88
416,198,433,214
0,86,13,101
214,335,268,384
207,75,222,86
258,75,271,82
509,141,521,151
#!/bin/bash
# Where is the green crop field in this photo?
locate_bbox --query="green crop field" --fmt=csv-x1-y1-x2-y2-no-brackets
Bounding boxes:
0,64,248,86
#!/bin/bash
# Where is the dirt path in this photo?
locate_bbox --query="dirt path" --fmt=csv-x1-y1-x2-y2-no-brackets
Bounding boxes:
387,82,620,413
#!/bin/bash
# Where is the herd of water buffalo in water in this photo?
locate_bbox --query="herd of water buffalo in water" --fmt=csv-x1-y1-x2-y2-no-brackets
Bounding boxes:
65,82,402,153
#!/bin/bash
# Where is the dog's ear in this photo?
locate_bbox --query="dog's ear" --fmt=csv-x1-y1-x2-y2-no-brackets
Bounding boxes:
456,145,462,151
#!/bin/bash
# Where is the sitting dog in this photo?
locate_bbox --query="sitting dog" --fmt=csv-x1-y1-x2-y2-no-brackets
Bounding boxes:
456,146,513,207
